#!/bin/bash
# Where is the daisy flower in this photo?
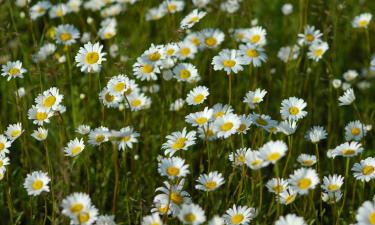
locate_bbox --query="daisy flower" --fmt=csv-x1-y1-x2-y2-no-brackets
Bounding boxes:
185,107,213,127
55,24,80,46
275,214,306,225
173,63,200,83
88,126,110,146
99,87,123,109
278,119,298,136
76,125,91,135
223,204,256,225
75,42,106,73
297,154,317,167
28,106,53,126
197,124,217,141
186,86,209,106
70,205,98,225
352,13,372,28
126,93,151,111
195,171,225,192
297,25,323,46
212,49,246,74
213,113,240,138
345,120,367,141
31,127,48,141
278,188,297,205
61,192,93,218
23,171,50,196
288,168,319,195
107,74,130,96
96,215,116,225
208,216,224,225
180,9,207,29
338,88,355,106
5,122,23,141
212,103,234,119
200,28,225,49
352,157,375,182
280,97,307,121
170,98,185,111
141,213,163,225
259,140,288,164
158,157,189,179
277,45,300,63
343,70,359,82
246,26,267,46
305,126,327,143
321,174,344,192
239,43,267,67
112,127,139,150
177,41,198,60
237,114,252,134
0,155,9,171
355,200,375,225
245,150,267,170
49,4,70,19
1,60,27,81
331,141,363,158
142,44,165,65
0,135,11,156
250,113,278,131
30,1,51,20
178,203,206,225
243,88,267,109
229,148,251,167
133,57,160,81
322,191,343,204
162,0,185,14
35,87,64,110
64,138,85,157
307,41,329,62
266,178,289,194
162,128,196,156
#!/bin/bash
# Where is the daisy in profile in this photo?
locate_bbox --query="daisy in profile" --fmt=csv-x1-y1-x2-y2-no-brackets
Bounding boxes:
355,200,375,225
75,42,106,73
322,191,343,204
229,148,251,166
162,0,185,14
280,97,307,121
200,28,225,49
331,141,363,158
307,41,329,62
352,157,375,182
250,113,277,131
212,49,246,74
170,98,185,111
246,26,267,46
321,174,344,192
275,214,306,225
35,87,64,110
237,114,252,134
352,13,372,28
55,24,80,46
297,154,317,167
173,63,200,83
305,126,327,143
223,204,256,225
197,124,217,141
88,126,110,146
158,157,189,179
277,45,300,63
212,103,233,119
180,9,207,29
278,119,298,136
28,106,53,126
338,88,355,106
107,75,130,96
178,203,206,225
266,178,289,194
133,57,160,81
297,25,323,46
245,150,267,170
1,60,27,81
23,171,50,196
0,155,10,171
0,135,11,155
195,171,225,192
243,88,267,109
186,86,209,106
141,213,163,225
162,128,196,156
213,113,240,138
30,1,51,20
343,70,359,82
49,3,70,19
278,188,297,205
239,43,267,67
345,120,367,141
76,125,91,135
185,107,213,127
64,138,85,157
259,140,288,164
96,215,116,225
5,123,23,141
112,127,139,150
288,168,319,195
31,127,48,141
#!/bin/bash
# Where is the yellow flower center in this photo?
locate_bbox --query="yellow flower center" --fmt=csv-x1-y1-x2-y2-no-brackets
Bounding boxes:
298,178,312,190
328,184,339,191
221,122,233,131
0,160,3,167
170,192,183,205
131,99,142,107
85,52,99,64
214,111,225,119
205,181,217,190
231,214,244,224
78,212,90,223
114,82,126,92
303,160,313,166
247,49,259,58
189,16,199,23
251,159,262,167
122,136,131,142
166,166,180,176
180,47,190,56
368,212,375,225
70,203,84,214
105,93,114,102
193,94,204,104
95,135,105,143
166,49,175,56
313,49,323,57
167,3,176,12
36,112,48,121
342,149,355,156
9,67,20,76
285,195,296,204
142,64,153,73
205,37,217,46
273,184,284,193
252,97,261,103
32,180,43,190
180,69,191,79
43,95,56,107
103,32,113,39
362,165,374,175
172,137,186,150
184,213,196,222
71,146,81,155
148,52,161,61
158,206,169,214
60,32,72,41
56,8,63,17
237,124,246,132
250,34,260,43
223,59,236,68
11,130,21,138
351,127,361,136
256,118,268,126
305,34,315,42
288,106,300,116
191,37,200,46
195,117,207,125
0,143,4,151
237,154,246,163
268,152,281,161
359,20,369,28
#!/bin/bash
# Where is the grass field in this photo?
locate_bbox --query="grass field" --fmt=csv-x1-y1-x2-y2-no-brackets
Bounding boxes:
0,0,375,224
